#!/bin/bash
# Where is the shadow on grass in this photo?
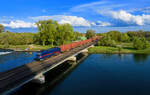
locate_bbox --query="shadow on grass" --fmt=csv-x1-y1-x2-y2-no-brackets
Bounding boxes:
123,47,135,50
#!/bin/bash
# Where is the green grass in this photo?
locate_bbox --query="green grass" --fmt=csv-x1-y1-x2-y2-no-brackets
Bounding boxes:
88,43,150,54
0,45,53,51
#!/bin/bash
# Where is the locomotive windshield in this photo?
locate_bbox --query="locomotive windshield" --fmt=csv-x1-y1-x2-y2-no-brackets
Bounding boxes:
36,53,41,56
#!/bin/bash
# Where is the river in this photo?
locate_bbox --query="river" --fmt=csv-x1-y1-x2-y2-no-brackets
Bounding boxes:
49,54,150,95
0,50,36,72
0,52,150,95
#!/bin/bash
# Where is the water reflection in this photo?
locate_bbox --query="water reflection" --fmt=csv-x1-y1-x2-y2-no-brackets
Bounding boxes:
48,54,150,95
133,54,149,64
12,62,73,95
6,54,150,95
103,54,113,59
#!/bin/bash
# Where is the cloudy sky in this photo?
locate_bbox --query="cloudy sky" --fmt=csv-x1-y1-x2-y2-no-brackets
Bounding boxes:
0,0,150,29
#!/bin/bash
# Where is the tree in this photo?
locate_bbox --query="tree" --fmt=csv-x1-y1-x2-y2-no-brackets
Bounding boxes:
0,32,10,48
107,31,121,42
127,30,148,41
133,37,149,50
0,24,4,33
98,35,116,47
85,29,95,39
36,20,56,46
36,19,78,46
141,37,149,49
121,33,130,42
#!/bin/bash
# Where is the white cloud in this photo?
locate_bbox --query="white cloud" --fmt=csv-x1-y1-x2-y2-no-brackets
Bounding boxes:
0,15,113,28
70,1,107,12
130,7,150,13
96,21,111,26
1,20,36,28
70,0,126,13
91,21,111,26
30,15,91,26
99,10,150,26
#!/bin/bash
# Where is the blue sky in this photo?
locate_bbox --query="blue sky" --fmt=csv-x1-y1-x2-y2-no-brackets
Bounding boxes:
0,0,150,30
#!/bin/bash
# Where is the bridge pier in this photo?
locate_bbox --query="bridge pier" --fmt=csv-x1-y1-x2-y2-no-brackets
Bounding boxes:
81,48,88,53
67,56,76,62
32,73,45,84
88,45,94,48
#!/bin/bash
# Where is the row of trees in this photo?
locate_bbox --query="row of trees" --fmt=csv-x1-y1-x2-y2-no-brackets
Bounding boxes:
0,31,35,45
127,30,150,41
0,20,83,47
97,30,130,47
97,30,150,50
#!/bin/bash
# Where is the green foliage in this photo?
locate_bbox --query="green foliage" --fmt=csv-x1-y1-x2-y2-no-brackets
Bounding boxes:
116,45,123,52
133,37,150,50
0,20,80,47
0,24,4,33
127,30,150,41
98,36,116,47
85,29,95,39
107,31,121,42
97,33,105,36
0,32,35,45
36,20,80,46
121,33,130,42
88,46,150,54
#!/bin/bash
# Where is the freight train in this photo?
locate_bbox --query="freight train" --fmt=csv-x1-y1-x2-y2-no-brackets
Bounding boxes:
34,36,99,61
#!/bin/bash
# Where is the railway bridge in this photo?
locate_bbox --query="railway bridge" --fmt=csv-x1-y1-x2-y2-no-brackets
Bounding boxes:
0,41,97,95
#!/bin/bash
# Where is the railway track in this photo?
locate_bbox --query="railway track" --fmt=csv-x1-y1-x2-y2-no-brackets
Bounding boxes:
0,42,96,94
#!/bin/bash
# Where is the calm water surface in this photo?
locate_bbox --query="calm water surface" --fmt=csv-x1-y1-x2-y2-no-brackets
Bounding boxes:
48,54,150,95
0,51,36,72
1,52,150,95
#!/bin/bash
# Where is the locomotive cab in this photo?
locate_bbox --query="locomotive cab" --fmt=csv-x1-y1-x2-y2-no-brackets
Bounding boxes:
34,47,61,61
34,53,42,61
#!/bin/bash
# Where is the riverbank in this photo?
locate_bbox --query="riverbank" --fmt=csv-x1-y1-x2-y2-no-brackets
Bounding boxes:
0,45,52,51
88,43,150,54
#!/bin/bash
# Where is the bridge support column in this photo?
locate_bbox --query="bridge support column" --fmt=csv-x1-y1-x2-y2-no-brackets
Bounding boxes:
81,48,88,53
32,73,45,84
67,56,76,62
88,45,94,48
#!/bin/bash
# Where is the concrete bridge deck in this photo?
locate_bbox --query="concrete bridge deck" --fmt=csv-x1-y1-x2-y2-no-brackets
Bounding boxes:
0,41,96,95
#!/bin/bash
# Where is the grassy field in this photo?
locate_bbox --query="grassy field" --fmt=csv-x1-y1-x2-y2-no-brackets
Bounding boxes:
88,43,150,54
0,45,53,51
